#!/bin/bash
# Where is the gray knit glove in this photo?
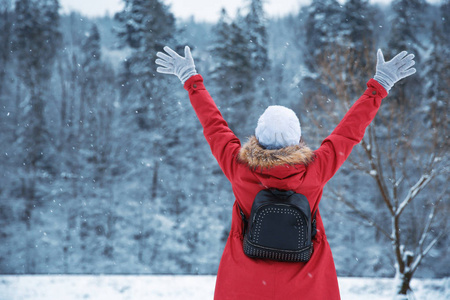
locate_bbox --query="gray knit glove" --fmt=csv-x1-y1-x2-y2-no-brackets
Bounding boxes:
373,49,416,93
156,46,197,84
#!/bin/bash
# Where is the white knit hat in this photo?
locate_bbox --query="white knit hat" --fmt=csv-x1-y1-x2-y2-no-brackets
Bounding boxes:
255,105,301,149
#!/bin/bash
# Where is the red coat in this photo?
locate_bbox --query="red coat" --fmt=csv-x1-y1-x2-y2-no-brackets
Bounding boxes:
184,75,387,300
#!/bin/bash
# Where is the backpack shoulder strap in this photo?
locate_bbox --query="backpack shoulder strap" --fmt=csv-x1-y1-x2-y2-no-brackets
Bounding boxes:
236,202,248,235
312,209,317,238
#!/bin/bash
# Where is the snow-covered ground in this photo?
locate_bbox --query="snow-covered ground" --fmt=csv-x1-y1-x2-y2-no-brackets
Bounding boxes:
0,275,448,300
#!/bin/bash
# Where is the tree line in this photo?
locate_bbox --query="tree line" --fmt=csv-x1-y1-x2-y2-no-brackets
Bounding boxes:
0,0,448,296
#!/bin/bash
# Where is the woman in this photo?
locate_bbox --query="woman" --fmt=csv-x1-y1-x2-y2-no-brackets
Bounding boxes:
155,46,415,299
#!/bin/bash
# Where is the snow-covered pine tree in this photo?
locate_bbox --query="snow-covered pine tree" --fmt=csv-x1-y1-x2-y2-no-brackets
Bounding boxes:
210,2,270,135
244,0,270,78
210,9,233,98
13,0,61,160
14,0,62,85
388,0,428,59
114,0,178,160
387,0,429,106
301,0,347,140
304,0,344,72
341,0,376,52
12,0,62,273
210,9,254,136
115,0,176,130
244,0,272,110
338,0,379,97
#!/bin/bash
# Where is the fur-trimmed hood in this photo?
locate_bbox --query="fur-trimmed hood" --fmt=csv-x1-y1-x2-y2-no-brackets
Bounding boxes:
238,136,314,170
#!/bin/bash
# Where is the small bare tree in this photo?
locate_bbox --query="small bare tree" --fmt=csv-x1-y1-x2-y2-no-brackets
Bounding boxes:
305,47,449,296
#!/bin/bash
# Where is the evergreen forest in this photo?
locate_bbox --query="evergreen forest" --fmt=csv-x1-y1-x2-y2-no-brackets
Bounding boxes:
0,1,448,292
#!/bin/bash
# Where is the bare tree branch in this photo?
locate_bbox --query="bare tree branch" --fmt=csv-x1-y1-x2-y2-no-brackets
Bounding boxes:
396,171,435,217
411,229,447,274
360,133,395,215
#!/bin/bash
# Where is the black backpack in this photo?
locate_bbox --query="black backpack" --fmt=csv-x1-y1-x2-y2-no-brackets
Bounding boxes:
238,189,317,262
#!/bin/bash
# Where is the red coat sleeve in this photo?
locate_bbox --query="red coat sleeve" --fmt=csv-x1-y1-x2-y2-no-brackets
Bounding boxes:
184,75,241,181
313,79,388,184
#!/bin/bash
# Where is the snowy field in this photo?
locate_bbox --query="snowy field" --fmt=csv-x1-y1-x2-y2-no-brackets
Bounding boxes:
0,275,448,300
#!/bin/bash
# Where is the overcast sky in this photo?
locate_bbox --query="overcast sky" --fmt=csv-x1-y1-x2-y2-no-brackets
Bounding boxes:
59,0,443,22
